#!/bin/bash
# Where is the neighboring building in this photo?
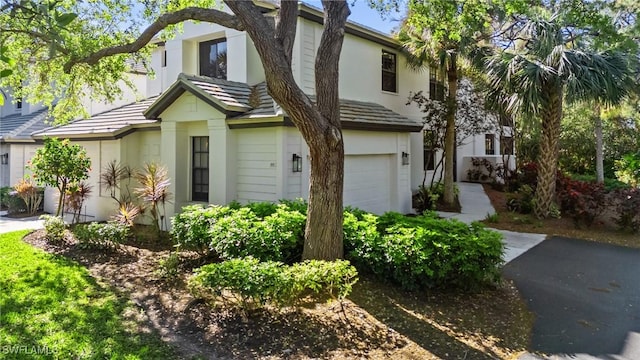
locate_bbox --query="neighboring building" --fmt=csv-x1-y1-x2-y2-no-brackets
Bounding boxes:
6,2,513,221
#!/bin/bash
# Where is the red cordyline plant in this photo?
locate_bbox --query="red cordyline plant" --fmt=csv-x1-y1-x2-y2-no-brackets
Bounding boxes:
134,162,172,234
64,181,92,224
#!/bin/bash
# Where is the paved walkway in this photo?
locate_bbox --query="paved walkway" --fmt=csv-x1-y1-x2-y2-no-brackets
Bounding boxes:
438,182,546,263
0,210,43,234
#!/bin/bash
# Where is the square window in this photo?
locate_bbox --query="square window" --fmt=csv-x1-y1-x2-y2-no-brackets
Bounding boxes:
199,39,227,80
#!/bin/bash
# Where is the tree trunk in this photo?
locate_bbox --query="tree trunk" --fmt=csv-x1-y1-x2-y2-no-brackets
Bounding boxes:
443,57,458,205
303,141,344,259
594,103,604,183
534,88,563,218
227,0,349,260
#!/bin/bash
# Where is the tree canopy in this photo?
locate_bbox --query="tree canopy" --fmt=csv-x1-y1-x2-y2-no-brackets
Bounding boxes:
1,0,355,260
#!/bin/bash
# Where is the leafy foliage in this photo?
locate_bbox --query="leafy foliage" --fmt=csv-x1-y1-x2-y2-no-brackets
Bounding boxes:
12,178,42,215
40,215,66,243
64,181,92,224
611,188,640,233
73,221,129,250
344,212,504,291
100,160,134,208
189,257,358,310
615,151,640,188
412,182,459,214
28,137,91,216
556,178,608,228
172,203,305,263
134,162,172,233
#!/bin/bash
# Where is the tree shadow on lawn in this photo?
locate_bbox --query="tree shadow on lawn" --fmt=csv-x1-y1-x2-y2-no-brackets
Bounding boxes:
349,277,533,360
0,255,174,359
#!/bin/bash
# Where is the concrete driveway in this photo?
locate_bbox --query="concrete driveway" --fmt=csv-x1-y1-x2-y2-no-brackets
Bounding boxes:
504,236,640,360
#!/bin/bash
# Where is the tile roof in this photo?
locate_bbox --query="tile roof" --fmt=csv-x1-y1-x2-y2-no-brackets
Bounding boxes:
0,108,50,141
33,97,159,139
153,74,422,131
144,74,252,118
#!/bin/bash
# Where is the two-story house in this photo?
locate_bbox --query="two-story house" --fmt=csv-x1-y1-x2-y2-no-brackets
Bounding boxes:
14,2,512,222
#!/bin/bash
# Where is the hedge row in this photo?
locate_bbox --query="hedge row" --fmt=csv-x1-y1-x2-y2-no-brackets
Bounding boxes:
173,201,504,291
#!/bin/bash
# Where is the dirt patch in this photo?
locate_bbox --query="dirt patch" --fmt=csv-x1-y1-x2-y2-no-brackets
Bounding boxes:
23,229,532,359
482,184,640,248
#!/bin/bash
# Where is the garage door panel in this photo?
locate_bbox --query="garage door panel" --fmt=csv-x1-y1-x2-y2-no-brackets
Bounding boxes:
344,155,392,214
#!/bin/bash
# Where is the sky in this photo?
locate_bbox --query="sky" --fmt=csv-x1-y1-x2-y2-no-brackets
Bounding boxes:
305,1,406,35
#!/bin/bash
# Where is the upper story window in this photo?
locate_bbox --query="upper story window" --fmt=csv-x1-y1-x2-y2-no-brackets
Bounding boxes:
381,50,397,93
161,50,167,67
485,134,495,155
429,66,445,101
499,113,514,127
199,39,227,80
16,99,22,109
501,136,514,155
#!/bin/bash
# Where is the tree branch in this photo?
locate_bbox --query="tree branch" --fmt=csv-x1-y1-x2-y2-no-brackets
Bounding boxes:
225,0,326,143
315,0,350,137
275,0,298,67
63,7,244,73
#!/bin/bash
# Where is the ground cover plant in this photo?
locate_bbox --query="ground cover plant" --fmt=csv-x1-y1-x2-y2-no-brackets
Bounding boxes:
0,230,175,359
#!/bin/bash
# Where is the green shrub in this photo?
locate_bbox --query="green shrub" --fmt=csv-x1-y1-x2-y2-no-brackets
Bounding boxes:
171,204,234,253
3,190,27,215
344,212,504,291
615,151,640,187
157,252,181,279
189,257,357,310
570,174,630,191
40,215,66,243
0,186,11,209
209,205,305,262
73,221,129,250
278,198,308,215
172,202,305,263
412,183,460,213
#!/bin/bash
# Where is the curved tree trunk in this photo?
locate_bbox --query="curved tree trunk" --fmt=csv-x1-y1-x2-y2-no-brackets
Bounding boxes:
534,88,563,218
443,57,458,206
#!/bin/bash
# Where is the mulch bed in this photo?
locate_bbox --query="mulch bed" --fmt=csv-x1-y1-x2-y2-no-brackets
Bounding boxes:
21,227,532,359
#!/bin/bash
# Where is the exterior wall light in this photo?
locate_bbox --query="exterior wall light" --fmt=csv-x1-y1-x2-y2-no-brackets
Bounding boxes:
402,151,410,165
0,153,8,165
292,153,302,172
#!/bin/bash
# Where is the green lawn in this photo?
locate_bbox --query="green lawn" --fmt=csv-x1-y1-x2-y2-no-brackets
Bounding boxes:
0,230,175,359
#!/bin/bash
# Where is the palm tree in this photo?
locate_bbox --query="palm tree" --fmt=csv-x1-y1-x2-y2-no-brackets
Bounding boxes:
485,12,633,218
398,0,497,206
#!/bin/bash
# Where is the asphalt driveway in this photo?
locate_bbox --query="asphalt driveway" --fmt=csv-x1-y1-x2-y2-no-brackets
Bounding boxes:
504,236,640,359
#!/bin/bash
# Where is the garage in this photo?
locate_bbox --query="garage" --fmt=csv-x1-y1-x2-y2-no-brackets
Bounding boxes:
343,154,393,214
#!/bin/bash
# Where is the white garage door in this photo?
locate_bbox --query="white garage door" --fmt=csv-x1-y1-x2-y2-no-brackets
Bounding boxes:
344,154,392,214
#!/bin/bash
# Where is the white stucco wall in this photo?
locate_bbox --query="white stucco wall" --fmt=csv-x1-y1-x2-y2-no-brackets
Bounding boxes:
147,22,264,94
